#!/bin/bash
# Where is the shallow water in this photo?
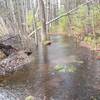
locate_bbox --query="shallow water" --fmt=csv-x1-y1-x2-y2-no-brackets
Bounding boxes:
0,35,100,100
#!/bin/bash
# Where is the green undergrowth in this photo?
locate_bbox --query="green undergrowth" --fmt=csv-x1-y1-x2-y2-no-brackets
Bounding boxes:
49,5,100,34
54,64,77,73
83,35,100,49
25,5,100,37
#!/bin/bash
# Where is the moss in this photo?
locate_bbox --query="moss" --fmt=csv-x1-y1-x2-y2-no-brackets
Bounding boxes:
25,96,34,100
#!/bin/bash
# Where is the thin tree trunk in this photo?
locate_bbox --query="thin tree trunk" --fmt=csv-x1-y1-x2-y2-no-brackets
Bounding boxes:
39,0,48,42
86,0,92,34
46,0,51,33
32,2,38,46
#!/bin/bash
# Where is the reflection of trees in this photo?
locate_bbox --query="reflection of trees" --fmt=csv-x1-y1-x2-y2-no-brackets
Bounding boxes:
67,48,96,100
42,46,52,100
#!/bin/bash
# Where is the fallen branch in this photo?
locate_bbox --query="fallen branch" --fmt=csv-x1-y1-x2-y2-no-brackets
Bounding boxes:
28,27,41,37
46,0,93,25
28,0,93,37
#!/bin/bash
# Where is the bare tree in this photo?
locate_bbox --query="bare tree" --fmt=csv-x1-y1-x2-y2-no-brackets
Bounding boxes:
39,0,48,42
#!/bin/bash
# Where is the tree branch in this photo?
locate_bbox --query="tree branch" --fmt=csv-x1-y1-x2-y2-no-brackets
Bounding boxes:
28,0,93,37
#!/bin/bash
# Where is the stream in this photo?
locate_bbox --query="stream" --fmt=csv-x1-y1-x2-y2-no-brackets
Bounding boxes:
0,35,100,100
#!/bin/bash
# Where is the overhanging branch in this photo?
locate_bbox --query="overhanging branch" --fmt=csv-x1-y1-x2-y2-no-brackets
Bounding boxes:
28,0,93,37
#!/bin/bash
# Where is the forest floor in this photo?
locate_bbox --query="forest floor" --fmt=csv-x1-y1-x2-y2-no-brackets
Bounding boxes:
0,35,100,100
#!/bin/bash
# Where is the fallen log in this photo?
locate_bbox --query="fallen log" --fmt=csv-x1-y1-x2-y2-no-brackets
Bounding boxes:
0,51,32,76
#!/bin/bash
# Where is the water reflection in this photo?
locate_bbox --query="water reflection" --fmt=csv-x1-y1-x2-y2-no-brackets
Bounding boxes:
41,45,52,100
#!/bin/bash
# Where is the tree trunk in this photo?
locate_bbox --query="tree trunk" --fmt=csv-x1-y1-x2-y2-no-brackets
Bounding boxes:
86,0,92,35
46,0,51,33
39,0,48,42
